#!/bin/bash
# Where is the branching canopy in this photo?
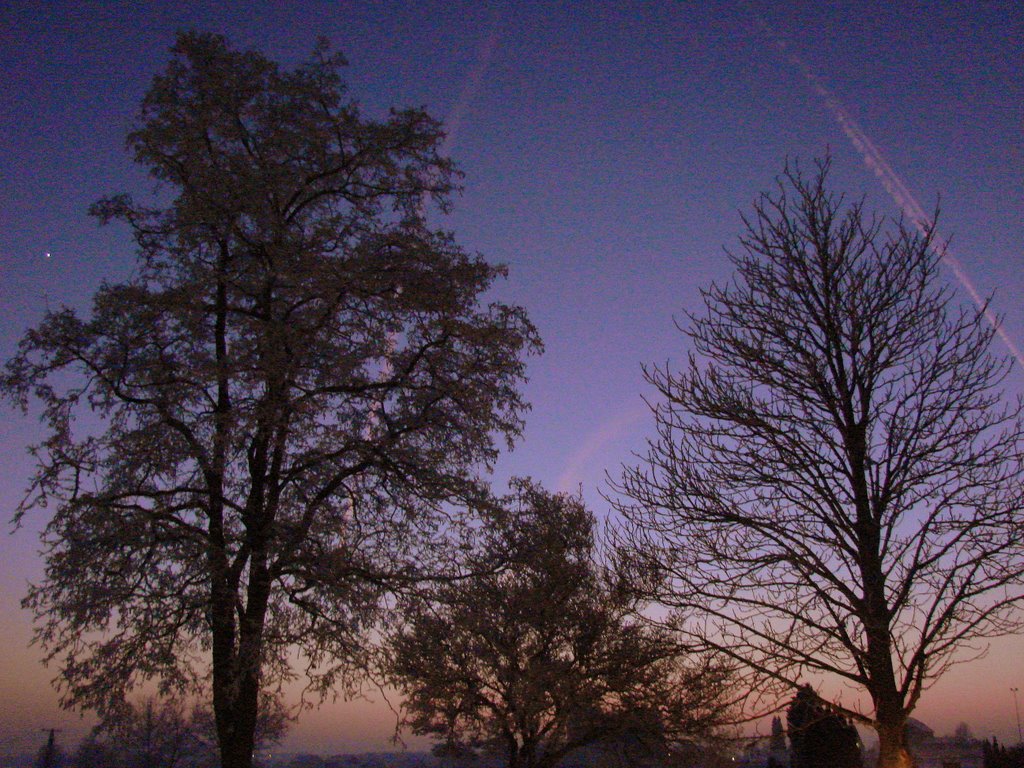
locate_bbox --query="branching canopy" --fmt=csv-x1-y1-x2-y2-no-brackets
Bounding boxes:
3,32,540,768
612,158,1024,766
391,479,734,768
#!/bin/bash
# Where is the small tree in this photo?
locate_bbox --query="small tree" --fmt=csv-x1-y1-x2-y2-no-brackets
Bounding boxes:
389,480,733,768
983,738,1024,768
3,32,538,768
613,158,1024,768
770,714,786,752
954,722,975,744
787,685,862,768
76,696,237,768
110,698,204,768
33,731,65,768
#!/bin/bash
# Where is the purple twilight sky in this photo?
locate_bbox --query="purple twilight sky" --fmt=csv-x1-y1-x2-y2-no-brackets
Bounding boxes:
1,0,1023,756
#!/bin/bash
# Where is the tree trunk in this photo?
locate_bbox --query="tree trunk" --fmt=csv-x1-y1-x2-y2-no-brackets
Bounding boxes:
208,538,265,768
211,632,262,768
875,720,915,768
849,429,913,768
220,728,256,768
211,600,255,768
210,540,273,768
210,530,248,768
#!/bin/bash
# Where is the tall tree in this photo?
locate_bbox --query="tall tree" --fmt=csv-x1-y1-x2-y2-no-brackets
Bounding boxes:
3,32,539,768
612,159,1024,768
389,480,733,768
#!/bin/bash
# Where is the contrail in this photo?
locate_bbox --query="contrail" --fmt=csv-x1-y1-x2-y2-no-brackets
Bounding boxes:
439,23,500,156
752,12,1024,367
417,16,501,220
373,19,503,430
556,402,649,494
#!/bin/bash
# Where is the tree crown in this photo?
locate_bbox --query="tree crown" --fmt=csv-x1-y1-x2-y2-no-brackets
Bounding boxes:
2,32,540,755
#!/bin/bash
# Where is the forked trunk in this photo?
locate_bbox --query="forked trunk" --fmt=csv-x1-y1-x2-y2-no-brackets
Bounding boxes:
220,663,262,768
209,550,264,768
212,644,261,768
212,556,272,768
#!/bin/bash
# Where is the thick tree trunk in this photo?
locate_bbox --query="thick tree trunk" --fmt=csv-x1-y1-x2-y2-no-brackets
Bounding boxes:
211,611,264,768
210,539,273,768
210,580,254,768
875,720,914,768
220,726,256,768
865,641,914,768
208,532,266,768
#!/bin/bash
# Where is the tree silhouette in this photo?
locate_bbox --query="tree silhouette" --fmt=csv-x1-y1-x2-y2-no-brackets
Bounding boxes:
613,158,1024,768
3,32,538,768
33,730,64,768
769,715,786,752
984,738,1024,768
389,480,733,768
954,722,975,744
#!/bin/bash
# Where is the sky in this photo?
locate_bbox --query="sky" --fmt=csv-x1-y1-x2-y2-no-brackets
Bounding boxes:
2,0,1023,757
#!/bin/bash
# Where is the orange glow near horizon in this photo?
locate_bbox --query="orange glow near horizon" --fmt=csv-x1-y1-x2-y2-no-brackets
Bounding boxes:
2,611,1022,756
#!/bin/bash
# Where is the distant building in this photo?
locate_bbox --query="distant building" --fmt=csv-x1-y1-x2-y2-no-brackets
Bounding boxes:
905,719,983,768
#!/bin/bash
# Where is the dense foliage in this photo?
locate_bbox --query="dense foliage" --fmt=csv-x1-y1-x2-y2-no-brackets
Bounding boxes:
3,32,539,768
390,480,733,768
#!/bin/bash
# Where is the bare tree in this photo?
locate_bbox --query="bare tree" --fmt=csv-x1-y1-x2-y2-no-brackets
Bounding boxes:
612,159,1024,768
2,32,539,768
74,695,283,768
389,480,734,768
85,698,212,768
